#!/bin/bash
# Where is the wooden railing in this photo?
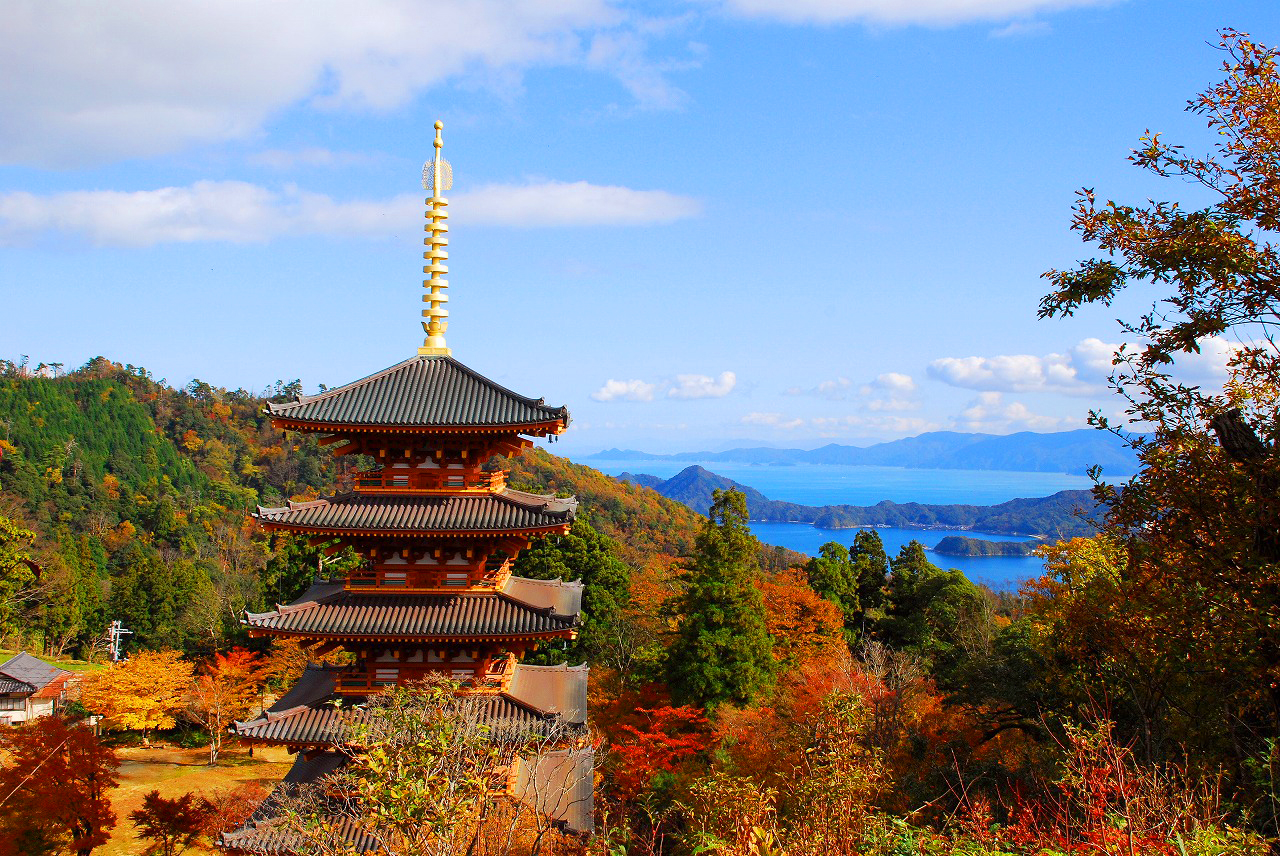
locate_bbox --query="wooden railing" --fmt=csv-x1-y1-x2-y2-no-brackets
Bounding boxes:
353,469,505,493
334,659,512,694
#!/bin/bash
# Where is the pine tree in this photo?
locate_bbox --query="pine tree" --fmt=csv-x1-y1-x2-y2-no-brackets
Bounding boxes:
667,489,774,708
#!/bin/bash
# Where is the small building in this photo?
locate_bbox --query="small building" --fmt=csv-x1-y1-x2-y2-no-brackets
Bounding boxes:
0,653,74,725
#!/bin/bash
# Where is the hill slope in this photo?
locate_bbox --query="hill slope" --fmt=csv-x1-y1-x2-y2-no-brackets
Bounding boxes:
620,465,1098,538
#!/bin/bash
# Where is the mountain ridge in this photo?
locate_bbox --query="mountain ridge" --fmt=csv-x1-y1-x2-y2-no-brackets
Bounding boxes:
589,428,1138,476
618,464,1098,539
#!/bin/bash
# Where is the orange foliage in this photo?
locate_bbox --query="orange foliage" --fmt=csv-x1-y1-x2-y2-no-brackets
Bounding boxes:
758,568,843,666
101,472,121,500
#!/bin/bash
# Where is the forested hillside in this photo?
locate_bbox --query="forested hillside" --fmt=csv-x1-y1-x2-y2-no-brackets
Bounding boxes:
0,356,714,661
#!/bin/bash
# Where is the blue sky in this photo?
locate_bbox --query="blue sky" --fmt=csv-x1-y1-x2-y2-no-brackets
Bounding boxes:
1,1,1275,454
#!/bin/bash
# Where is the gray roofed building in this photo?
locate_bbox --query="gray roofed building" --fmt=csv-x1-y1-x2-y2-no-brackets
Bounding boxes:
255,489,576,534
265,355,569,431
0,653,73,724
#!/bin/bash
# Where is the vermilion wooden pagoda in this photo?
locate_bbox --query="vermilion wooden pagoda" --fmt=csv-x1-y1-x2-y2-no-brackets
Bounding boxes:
221,123,593,850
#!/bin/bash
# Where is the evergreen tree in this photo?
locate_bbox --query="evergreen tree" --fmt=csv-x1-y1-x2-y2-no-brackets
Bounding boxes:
878,541,982,660
511,518,631,665
667,489,774,708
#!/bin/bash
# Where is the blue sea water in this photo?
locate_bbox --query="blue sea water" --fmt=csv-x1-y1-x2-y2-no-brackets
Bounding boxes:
589,460,1094,592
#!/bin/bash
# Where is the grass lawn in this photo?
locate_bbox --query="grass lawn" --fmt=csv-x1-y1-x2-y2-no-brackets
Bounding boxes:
102,743,292,855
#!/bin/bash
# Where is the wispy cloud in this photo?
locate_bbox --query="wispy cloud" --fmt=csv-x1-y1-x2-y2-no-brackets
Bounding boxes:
741,411,937,437
0,2,689,167
668,371,736,399
592,370,738,403
0,179,700,246
786,371,919,411
989,19,1052,38
718,0,1112,26
591,379,658,402
954,391,1076,432
455,180,701,227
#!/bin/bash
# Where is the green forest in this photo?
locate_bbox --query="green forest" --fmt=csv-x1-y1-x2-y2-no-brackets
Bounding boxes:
1,29,1279,856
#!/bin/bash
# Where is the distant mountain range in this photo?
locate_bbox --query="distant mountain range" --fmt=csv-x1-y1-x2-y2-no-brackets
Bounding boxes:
617,465,1098,539
589,429,1138,476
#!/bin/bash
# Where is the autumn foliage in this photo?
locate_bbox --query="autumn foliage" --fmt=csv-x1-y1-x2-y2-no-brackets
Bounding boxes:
0,716,119,856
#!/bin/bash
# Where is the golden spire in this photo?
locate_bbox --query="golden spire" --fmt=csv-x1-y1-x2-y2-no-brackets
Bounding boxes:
418,120,452,356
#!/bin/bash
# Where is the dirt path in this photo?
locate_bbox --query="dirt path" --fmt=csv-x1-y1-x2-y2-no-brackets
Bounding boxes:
102,744,292,856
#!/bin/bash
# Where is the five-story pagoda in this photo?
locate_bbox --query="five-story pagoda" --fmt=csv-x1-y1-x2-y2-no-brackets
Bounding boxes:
221,123,594,850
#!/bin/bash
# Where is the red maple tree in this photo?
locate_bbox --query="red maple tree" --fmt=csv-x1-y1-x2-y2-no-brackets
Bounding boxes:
0,716,119,856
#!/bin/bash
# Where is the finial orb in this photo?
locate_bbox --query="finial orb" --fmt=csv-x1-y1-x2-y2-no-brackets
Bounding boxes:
435,120,443,130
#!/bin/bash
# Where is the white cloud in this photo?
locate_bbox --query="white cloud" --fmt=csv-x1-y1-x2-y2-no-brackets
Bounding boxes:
955,391,1074,432
787,371,918,411
989,19,1052,37
591,379,658,402
718,0,1112,26
454,180,701,226
930,337,1239,396
869,372,916,394
0,179,700,246
928,338,1117,395
741,412,806,430
668,371,736,399
0,1,685,167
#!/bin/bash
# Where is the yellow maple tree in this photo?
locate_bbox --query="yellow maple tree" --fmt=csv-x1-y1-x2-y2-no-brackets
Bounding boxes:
81,650,194,745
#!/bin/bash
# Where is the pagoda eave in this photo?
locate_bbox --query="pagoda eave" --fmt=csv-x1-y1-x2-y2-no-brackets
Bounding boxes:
255,522,572,538
271,417,567,436
244,628,578,644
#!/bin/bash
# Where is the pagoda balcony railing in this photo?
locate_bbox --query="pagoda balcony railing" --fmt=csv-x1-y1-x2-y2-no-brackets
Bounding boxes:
345,565,506,590
353,469,506,493
335,664,510,695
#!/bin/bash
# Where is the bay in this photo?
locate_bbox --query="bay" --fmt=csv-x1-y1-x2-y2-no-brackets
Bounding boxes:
748,522,1044,593
589,459,1090,592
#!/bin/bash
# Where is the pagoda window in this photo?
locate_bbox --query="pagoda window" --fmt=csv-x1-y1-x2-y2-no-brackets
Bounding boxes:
375,651,400,663
374,668,399,686
406,649,424,663
445,553,468,566
427,651,443,663
384,553,407,565
444,571,469,587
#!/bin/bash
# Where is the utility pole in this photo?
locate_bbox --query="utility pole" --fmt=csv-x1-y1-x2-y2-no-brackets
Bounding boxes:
106,620,133,663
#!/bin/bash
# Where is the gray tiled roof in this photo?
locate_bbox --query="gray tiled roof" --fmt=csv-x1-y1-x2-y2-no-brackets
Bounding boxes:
0,677,35,695
245,583,580,640
233,664,589,746
0,652,67,691
220,753,379,854
266,355,569,430
255,490,576,534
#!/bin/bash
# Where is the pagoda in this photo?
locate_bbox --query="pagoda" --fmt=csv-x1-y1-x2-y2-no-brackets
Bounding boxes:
221,123,593,851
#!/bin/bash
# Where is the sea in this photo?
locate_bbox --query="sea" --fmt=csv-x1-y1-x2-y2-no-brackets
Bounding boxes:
588,459,1097,592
